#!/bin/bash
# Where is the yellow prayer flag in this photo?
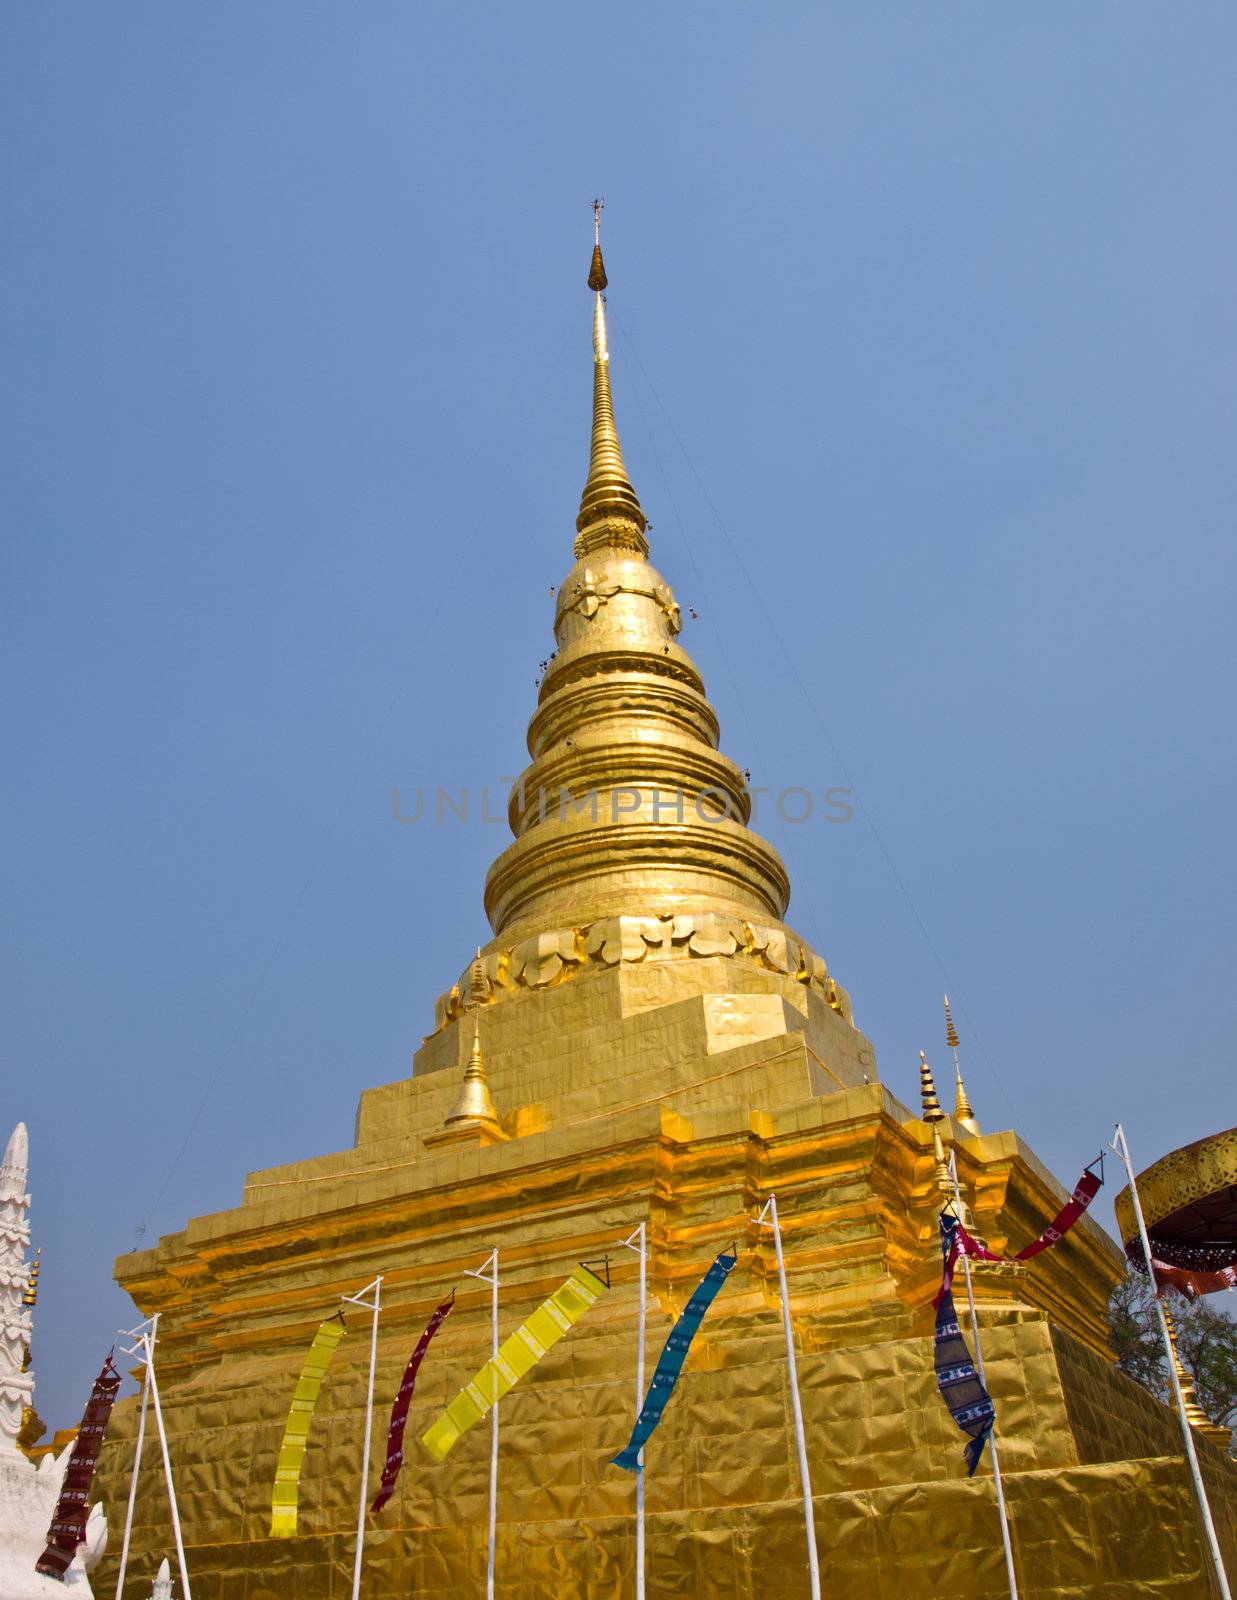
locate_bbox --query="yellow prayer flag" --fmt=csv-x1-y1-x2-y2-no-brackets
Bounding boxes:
421,1264,607,1463
269,1314,346,1537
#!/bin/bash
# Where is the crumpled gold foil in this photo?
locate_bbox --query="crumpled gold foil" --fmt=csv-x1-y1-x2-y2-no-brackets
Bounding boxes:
89,968,1237,1596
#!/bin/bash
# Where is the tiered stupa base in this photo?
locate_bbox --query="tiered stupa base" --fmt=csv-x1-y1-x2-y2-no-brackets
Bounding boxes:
93,953,1237,1597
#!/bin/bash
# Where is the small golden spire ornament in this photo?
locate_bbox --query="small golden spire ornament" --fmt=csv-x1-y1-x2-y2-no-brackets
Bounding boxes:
22,1247,40,1308
943,994,960,1050
1163,1303,1232,1446
919,1051,944,1123
920,1052,953,1193
953,1067,979,1137
943,995,980,1137
443,1017,503,1135
469,948,489,1007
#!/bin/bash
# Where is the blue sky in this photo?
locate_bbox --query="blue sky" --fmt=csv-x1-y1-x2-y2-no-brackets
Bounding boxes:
3,4,1234,1425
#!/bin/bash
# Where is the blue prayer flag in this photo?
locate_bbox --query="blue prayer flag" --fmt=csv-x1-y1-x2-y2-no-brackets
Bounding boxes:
934,1214,995,1475
611,1250,737,1471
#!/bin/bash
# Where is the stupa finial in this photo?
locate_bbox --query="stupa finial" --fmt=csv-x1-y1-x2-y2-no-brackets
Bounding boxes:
919,1051,944,1124
953,1064,979,1137
944,994,960,1050
469,947,489,1007
576,202,648,558
944,996,980,1136
588,197,607,291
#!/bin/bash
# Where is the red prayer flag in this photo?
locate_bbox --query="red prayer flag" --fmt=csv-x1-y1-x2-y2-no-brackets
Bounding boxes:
935,1163,1103,1307
36,1353,122,1579
370,1292,454,1514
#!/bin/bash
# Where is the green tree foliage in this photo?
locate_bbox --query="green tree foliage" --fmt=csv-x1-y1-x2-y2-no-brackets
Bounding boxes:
1109,1270,1167,1397
1109,1270,1237,1457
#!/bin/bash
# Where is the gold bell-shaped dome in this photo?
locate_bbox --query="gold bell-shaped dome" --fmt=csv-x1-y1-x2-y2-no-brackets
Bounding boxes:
443,1018,503,1134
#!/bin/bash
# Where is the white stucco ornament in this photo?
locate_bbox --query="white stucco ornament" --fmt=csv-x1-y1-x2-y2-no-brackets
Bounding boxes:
0,1123,102,1597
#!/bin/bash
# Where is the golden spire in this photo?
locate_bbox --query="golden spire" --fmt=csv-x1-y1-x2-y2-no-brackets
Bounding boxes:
482,214,790,941
1162,1304,1232,1445
942,996,980,1136
953,1066,979,1137
469,947,488,1007
943,996,980,1136
920,1051,954,1193
919,1051,944,1124
575,201,648,559
944,994,960,1050
444,1017,503,1134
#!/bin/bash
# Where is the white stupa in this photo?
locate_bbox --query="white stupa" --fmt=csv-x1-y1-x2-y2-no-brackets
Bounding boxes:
0,1122,105,1595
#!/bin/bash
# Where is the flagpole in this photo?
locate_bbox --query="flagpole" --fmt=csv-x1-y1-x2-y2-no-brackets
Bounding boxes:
756,1195,821,1600
342,1275,383,1600
620,1223,648,1600
947,1153,1017,1599
141,1326,192,1600
1110,1123,1232,1600
114,1315,157,1600
465,1249,500,1600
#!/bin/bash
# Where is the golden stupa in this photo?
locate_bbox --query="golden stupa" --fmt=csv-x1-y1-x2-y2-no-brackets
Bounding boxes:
94,233,1237,1598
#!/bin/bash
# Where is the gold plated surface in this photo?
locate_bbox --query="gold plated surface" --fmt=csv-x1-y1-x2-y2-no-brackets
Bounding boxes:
575,282,647,554
1114,1124,1237,1244
91,240,1237,1596
92,1055,1235,1597
92,976,1235,1596
484,249,792,945
431,911,851,1037
1164,1305,1233,1447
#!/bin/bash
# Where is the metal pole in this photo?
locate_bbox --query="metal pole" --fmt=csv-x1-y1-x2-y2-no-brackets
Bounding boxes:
948,1153,1018,1599
143,1332,192,1600
757,1195,821,1600
621,1224,648,1600
488,1258,498,1600
115,1315,157,1600
342,1276,383,1600
465,1250,500,1600
1111,1123,1232,1600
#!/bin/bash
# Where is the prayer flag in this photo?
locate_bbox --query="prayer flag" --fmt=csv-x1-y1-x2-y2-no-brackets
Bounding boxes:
371,1292,454,1513
36,1353,122,1578
935,1161,1102,1308
270,1313,347,1537
933,1217,994,1476
421,1264,608,1463
612,1250,736,1472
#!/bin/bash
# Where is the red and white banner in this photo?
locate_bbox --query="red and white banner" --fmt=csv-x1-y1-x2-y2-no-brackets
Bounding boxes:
36,1353,122,1578
935,1163,1103,1307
